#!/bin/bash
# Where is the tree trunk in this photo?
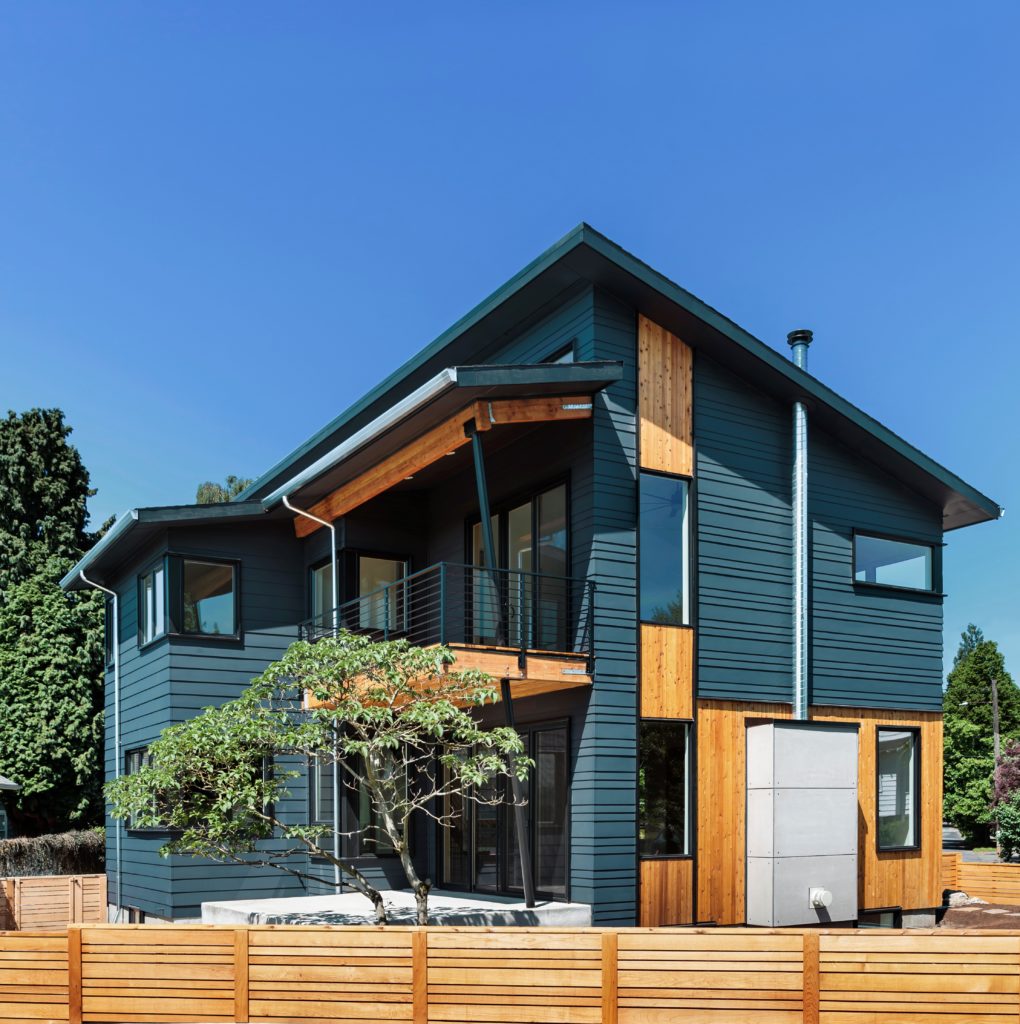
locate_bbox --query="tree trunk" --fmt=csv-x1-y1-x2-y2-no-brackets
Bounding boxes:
414,880,430,926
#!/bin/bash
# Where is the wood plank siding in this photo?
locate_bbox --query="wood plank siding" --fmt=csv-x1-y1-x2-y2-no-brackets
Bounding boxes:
697,700,943,925
637,314,693,476
636,316,695,926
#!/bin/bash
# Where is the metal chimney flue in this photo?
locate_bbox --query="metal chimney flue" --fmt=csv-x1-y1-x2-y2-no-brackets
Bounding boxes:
788,329,812,720
787,329,813,370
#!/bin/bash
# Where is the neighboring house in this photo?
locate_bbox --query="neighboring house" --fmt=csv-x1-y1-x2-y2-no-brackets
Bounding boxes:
0,777,18,839
61,225,999,927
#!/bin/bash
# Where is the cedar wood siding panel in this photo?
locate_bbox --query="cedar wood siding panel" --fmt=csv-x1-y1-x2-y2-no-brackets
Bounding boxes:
809,430,944,711
694,355,794,703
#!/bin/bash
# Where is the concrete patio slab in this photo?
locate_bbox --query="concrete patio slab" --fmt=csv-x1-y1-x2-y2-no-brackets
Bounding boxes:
202,888,592,927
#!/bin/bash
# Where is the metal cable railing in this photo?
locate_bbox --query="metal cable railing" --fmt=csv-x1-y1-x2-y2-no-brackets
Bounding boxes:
298,561,595,665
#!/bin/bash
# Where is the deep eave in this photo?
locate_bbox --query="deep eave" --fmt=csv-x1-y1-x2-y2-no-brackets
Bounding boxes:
60,501,273,590
236,224,1000,531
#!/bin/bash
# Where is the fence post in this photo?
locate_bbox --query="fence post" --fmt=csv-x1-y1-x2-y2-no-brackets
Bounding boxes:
802,932,819,1024
234,928,249,1022
13,877,21,929
601,930,618,1024
412,929,427,1024
68,925,83,1024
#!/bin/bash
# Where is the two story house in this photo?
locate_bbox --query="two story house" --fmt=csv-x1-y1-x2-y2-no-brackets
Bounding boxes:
61,224,1000,927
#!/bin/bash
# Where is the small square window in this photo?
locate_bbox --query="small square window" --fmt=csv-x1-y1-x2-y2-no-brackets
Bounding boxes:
179,559,237,636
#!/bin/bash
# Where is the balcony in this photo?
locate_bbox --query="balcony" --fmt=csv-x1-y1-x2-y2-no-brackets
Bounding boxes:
299,561,595,699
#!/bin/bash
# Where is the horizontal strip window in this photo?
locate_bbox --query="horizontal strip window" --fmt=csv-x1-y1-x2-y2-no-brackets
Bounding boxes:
639,720,691,857
877,728,921,852
853,533,934,592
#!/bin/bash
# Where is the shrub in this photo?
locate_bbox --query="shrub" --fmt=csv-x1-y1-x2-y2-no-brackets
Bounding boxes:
996,793,1020,862
0,829,105,877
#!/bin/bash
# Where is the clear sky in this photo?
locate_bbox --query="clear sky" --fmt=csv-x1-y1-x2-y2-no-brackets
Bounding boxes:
2,3,1018,676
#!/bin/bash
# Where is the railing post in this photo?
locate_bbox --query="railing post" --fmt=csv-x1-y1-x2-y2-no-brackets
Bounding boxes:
439,564,447,645
384,584,390,640
68,925,82,1024
802,931,819,1024
601,930,618,1024
234,927,249,1022
412,929,427,1024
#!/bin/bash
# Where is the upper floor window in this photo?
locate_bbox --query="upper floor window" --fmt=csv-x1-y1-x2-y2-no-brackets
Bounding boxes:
310,559,335,628
854,534,933,592
176,558,237,636
639,472,690,625
876,728,920,851
139,563,166,646
104,597,116,666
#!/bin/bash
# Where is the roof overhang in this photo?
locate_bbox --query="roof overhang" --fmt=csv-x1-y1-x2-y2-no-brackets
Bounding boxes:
263,361,623,511
60,501,275,591
239,224,1000,531
0,776,20,793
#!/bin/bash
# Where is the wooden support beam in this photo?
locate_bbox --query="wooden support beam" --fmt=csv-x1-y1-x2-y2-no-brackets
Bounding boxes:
292,395,592,537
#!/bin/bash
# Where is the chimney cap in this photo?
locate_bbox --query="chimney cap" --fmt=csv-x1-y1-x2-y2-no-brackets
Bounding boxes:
787,329,813,347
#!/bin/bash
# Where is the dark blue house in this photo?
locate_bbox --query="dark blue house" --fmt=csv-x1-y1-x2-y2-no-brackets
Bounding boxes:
62,225,999,927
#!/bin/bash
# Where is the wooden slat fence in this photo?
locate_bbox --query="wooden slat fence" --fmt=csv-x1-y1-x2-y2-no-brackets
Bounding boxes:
6,925,1020,1023
942,852,1020,904
0,876,107,931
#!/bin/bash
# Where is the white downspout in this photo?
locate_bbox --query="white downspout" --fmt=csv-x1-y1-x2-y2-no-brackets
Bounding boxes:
788,329,813,721
80,571,122,922
282,495,342,891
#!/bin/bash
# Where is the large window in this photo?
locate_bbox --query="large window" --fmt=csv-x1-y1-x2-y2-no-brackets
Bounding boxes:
854,534,934,592
309,752,400,858
357,556,408,633
638,720,691,857
179,559,236,636
639,472,690,625
138,563,166,645
877,728,920,851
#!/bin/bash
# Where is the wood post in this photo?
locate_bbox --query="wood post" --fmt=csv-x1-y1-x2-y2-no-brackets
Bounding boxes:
601,930,618,1024
234,928,249,1022
802,931,820,1024
14,876,21,929
412,929,427,1024
67,925,83,1024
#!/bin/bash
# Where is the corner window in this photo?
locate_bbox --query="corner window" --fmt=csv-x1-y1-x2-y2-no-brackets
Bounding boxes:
179,558,236,636
310,560,335,628
854,534,934,592
638,720,691,857
640,472,690,625
877,728,920,851
139,563,166,645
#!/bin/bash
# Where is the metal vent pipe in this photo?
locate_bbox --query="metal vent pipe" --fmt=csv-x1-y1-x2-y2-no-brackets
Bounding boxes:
788,329,813,720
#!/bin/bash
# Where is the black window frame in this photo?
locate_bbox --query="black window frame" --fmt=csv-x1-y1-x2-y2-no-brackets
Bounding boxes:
123,746,162,833
852,530,939,595
638,469,692,627
637,717,693,860
167,553,242,642
875,726,922,853
857,906,903,928
136,558,168,650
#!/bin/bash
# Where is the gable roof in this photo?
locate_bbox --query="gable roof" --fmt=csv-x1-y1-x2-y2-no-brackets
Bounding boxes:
237,224,1000,531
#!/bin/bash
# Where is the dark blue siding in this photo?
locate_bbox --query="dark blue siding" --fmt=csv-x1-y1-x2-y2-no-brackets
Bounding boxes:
809,431,943,711
695,355,794,703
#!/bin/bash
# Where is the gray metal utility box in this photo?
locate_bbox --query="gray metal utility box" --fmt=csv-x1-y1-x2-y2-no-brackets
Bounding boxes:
745,720,859,927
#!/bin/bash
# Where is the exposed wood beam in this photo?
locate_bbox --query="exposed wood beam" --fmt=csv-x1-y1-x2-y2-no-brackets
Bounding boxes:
292,395,592,537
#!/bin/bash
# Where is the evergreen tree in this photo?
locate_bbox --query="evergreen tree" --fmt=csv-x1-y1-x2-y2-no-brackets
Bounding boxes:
0,409,105,833
943,624,1019,844
195,475,252,504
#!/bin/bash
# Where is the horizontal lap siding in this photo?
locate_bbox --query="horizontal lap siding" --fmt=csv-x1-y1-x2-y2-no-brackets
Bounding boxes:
695,356,793,703
810,433,943,711
573,290,638,924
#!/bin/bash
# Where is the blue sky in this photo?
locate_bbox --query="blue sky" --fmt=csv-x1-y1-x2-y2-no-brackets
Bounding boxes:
2,3,1018,676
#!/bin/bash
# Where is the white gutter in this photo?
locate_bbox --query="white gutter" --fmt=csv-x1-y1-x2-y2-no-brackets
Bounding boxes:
261,368,459,509
282,495,342,890
59,511,139,591
79,570,123,922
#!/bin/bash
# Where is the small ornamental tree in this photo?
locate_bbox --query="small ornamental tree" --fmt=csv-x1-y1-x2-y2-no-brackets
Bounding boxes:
106,632,532,924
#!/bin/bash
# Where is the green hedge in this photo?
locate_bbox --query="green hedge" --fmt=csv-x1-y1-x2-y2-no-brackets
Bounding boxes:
0,829,105,877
